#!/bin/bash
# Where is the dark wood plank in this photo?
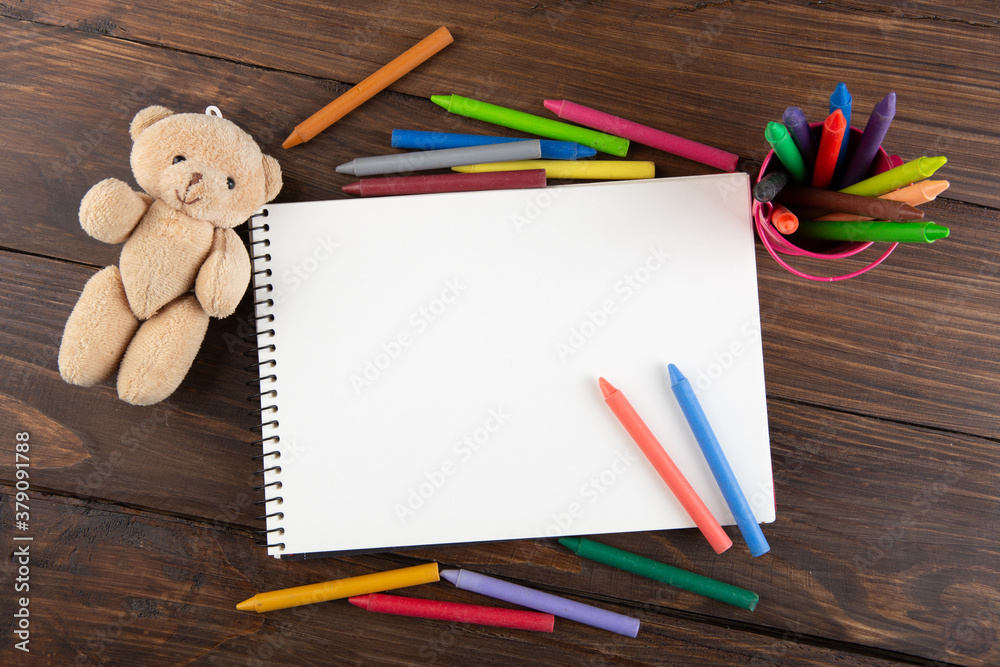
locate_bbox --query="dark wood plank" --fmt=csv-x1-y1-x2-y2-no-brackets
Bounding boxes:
0,489,914,666
0,250,261,522
5,1,999,207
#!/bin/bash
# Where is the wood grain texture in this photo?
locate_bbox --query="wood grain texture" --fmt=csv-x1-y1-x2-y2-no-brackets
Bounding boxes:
0,1,997,665
0,489,917,666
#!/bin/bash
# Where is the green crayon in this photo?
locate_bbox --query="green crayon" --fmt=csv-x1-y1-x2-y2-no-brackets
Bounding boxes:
794,220,949,243
431,95,630,157
839,156,947,198
764,122,808,184
558,537,759,611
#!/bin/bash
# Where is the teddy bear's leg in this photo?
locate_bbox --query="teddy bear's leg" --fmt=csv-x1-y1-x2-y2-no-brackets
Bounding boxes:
116,294,210,406
59,266,140,387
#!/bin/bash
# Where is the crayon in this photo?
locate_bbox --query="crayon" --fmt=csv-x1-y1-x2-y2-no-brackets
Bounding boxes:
811,109,846,189
599,377,732,554
558,537,759,611
782,107,817,167
764,122,808,184
343,169,548,197
753,169,789,203
431,94,630,156
776,185,925,221
667,364,770,557
336,140,542,177
770,203,799,235
349,594,556,632
391,130,597,159
839,92,896,188
810,180,950,221
794,220,949,243
839,156,947,198
283,27,453,148
829,82,852,180
441,568,640,637
452,160,654,180
543,99,738,172
236,562,440,613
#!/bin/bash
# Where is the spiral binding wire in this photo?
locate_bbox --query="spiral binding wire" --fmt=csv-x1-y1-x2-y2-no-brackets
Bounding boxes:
243,209,285,552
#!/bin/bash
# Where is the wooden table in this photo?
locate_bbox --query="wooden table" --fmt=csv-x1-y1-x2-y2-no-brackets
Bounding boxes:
1,2,998,665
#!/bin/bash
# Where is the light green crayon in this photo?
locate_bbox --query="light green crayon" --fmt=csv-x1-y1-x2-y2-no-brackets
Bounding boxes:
794,220,949,243
839,156,947,198
431,95,630,157
764,122,808,184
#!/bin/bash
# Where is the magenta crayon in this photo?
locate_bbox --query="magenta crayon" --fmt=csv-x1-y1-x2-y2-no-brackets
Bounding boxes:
343,169,547,197
840,92,896,187
441,568,640,637
812,109,846,189
349,594,556,632
543,99,738,172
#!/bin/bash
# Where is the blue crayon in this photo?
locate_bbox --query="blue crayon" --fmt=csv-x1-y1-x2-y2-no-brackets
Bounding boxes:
391,130,597,160
829,82,853,184
782,107,817,167
666,364,770,557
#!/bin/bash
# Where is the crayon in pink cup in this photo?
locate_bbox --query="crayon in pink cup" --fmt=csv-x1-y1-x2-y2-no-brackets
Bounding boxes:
753,124,898,282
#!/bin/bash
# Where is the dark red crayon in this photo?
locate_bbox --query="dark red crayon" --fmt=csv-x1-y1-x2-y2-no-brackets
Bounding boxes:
342,169,547,197
349,593,556,632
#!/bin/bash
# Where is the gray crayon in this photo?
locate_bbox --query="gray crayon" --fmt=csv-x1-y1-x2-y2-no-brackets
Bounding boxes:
336,140,542,177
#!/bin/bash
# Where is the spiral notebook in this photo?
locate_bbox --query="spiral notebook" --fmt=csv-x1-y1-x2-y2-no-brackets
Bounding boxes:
249,174,773,559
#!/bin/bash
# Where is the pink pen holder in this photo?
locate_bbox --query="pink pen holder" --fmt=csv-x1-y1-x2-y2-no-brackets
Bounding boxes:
753,125,898,282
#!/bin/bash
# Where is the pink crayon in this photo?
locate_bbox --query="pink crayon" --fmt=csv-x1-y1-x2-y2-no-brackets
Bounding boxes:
543,99,738,172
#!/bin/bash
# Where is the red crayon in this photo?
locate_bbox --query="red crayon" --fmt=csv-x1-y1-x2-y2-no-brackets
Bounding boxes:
349,594,556,632
342,169,547,197
599,378,732,554
812,109,846,189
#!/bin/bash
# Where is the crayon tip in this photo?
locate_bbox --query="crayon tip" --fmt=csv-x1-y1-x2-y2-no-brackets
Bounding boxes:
920,155,948,176
764,121,788,143
451,165,473,173
335,161,355,176
827,108,846,129
236,597,257,612
925,223,950,241
440,569,460,585
281,130,303,150
347,595,370,609
782,106,806,126
430,95,452,110
342,182,362,195
598,377,617,399
542,99,563,116
667,363,684,385
920,180,950,200
878,91,897,115
558,536,582,552
831,82,852,108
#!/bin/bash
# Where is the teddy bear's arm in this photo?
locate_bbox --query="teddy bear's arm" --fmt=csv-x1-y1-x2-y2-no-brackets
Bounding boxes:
79,178,153,244
195,227,252,318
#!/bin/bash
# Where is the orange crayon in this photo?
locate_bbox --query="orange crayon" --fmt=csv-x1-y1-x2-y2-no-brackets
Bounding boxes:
283,26,453,148
599,378,732,554
770,203,799,235
812,109,846,189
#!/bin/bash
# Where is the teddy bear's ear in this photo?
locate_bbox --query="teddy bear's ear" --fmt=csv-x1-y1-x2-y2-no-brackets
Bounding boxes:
261,154,283,203
130,106,175,141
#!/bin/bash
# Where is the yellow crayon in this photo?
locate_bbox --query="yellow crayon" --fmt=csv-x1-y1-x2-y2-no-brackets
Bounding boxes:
812,180,950,222
236,562,439,613
452,160,655,180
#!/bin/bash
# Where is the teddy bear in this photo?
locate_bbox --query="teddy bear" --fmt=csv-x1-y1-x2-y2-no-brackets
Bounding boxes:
58,105,282,405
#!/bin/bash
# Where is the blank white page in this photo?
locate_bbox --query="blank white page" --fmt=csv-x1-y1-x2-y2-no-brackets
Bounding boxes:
252,174,773,558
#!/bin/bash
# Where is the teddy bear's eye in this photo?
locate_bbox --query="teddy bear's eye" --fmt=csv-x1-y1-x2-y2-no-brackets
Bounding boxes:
173,155,186,164
227,177,236,190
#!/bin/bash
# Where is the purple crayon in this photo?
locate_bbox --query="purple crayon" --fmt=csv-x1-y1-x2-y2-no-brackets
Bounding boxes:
440,569,640,637
782,107,817,167
839,92,897,188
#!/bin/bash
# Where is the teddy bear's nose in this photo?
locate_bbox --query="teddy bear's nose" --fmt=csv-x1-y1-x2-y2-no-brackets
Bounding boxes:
189,173,203,186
